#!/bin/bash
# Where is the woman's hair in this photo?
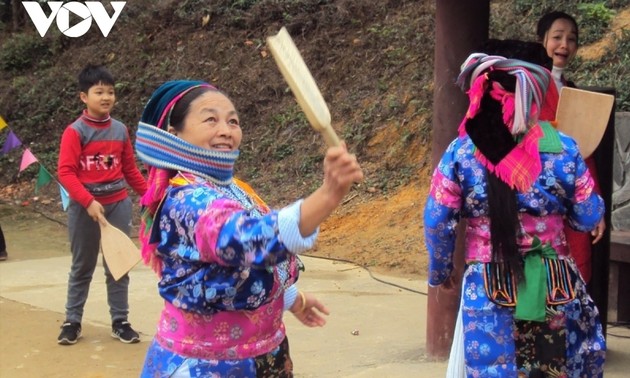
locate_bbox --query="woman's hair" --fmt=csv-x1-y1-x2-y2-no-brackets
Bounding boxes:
140,81,219,130
467,72,524,282
457,54,553,283
476,39,552,70
168,86,219,132
536,11,579,44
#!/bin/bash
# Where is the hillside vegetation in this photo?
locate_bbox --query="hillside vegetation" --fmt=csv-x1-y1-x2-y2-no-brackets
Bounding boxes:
1,0,629,277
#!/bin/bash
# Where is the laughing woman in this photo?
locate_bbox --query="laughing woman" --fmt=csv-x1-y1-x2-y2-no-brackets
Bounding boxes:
136,80,363,377
536,10,607,285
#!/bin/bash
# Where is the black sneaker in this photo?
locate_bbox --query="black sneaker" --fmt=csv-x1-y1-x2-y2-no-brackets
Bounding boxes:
57,322,81,345
0,250,7,261
111,320,140,344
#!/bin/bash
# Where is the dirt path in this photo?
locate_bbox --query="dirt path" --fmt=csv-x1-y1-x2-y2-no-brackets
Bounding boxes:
0,190,427,377
0,203,145,377
3,208,630,378
0,298,146,378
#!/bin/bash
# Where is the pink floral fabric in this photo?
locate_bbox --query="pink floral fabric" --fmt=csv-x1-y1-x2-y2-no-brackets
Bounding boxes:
430,169,462,209
465,214,569,262
155,299,287,360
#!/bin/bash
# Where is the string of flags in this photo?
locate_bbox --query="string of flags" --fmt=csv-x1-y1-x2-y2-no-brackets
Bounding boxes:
0,115,70,210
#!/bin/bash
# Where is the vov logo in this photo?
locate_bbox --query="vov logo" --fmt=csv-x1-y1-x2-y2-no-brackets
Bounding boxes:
22,1,126,38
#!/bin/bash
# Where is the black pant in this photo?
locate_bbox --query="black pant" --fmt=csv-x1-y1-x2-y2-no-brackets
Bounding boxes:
0,224,6,252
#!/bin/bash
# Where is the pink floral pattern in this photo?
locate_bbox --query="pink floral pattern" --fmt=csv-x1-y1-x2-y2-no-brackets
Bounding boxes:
155,300,286,360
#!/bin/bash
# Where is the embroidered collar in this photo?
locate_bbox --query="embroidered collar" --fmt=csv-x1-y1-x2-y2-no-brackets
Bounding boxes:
537,121,562,153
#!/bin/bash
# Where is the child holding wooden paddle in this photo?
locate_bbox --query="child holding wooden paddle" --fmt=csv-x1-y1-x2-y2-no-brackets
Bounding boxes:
135,80,363,377
57,64,147,345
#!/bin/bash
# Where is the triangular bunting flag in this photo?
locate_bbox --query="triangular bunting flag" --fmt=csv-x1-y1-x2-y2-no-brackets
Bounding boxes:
0,116,7,130
59,184,70,211
1,130,21,155
36,165,53,193
19,148,38,172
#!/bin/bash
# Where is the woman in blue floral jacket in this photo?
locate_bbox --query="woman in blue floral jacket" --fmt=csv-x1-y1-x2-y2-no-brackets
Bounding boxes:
424,54,606,377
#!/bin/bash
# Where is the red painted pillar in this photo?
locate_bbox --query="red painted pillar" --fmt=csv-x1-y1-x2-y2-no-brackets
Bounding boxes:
427,0,489,359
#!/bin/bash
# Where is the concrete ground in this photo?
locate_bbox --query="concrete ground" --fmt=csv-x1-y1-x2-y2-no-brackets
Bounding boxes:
1,254,629,377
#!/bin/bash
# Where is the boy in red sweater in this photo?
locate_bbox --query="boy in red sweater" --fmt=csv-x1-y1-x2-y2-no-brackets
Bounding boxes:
57,64,147,345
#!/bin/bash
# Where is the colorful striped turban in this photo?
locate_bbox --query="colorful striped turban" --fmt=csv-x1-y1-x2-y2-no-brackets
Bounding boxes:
456,53,552,135
455,53,553,192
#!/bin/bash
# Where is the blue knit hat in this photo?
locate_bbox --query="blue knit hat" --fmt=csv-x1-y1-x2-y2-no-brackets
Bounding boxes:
140,80,213,130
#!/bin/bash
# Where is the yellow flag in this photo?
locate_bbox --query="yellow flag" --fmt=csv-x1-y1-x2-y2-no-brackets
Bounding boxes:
0,116,7,130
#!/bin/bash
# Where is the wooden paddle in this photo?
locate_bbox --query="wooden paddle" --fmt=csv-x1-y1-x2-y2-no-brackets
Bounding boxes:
555,87,614,158
266,27,340,147
99,220,141,281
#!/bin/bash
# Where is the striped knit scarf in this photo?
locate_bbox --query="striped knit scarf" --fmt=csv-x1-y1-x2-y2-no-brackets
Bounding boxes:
136,121,238,185
456,54,551,192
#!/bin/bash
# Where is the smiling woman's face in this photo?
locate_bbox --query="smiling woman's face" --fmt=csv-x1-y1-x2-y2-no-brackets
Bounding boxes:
171,91,242,151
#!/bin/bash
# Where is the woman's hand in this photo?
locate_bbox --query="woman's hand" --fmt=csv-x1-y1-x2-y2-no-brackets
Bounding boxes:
298,142,363,236
321,142,364,204
290,292,330,327
591,218,606,244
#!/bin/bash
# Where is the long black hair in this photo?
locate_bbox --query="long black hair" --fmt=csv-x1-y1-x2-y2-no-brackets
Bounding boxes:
463,40,556,282
464,70,524,282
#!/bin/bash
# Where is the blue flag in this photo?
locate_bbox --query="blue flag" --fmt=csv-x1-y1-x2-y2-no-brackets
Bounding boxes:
59,184,70,211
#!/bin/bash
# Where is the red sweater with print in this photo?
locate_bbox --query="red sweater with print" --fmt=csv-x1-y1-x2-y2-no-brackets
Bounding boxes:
58,111,147,208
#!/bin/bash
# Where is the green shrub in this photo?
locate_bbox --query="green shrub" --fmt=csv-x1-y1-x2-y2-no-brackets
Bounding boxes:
577,3,615,44
574,29,630,111
0,33,52,73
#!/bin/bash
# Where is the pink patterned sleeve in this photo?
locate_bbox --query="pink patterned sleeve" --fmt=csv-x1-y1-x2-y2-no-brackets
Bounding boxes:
195,198,243,262
429,169,462,209
573,171,596,204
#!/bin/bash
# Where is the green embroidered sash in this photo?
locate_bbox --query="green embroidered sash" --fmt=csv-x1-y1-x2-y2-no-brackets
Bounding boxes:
483,236,576,322
515,236,557,322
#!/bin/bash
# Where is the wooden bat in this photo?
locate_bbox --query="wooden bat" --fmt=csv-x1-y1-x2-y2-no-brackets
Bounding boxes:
555,87,614,158
266,27,340,147
99,220,142,281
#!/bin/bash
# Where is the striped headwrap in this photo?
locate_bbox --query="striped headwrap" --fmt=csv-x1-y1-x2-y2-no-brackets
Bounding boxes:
455,53,552,192
456,53,551,135
135,80,239,272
